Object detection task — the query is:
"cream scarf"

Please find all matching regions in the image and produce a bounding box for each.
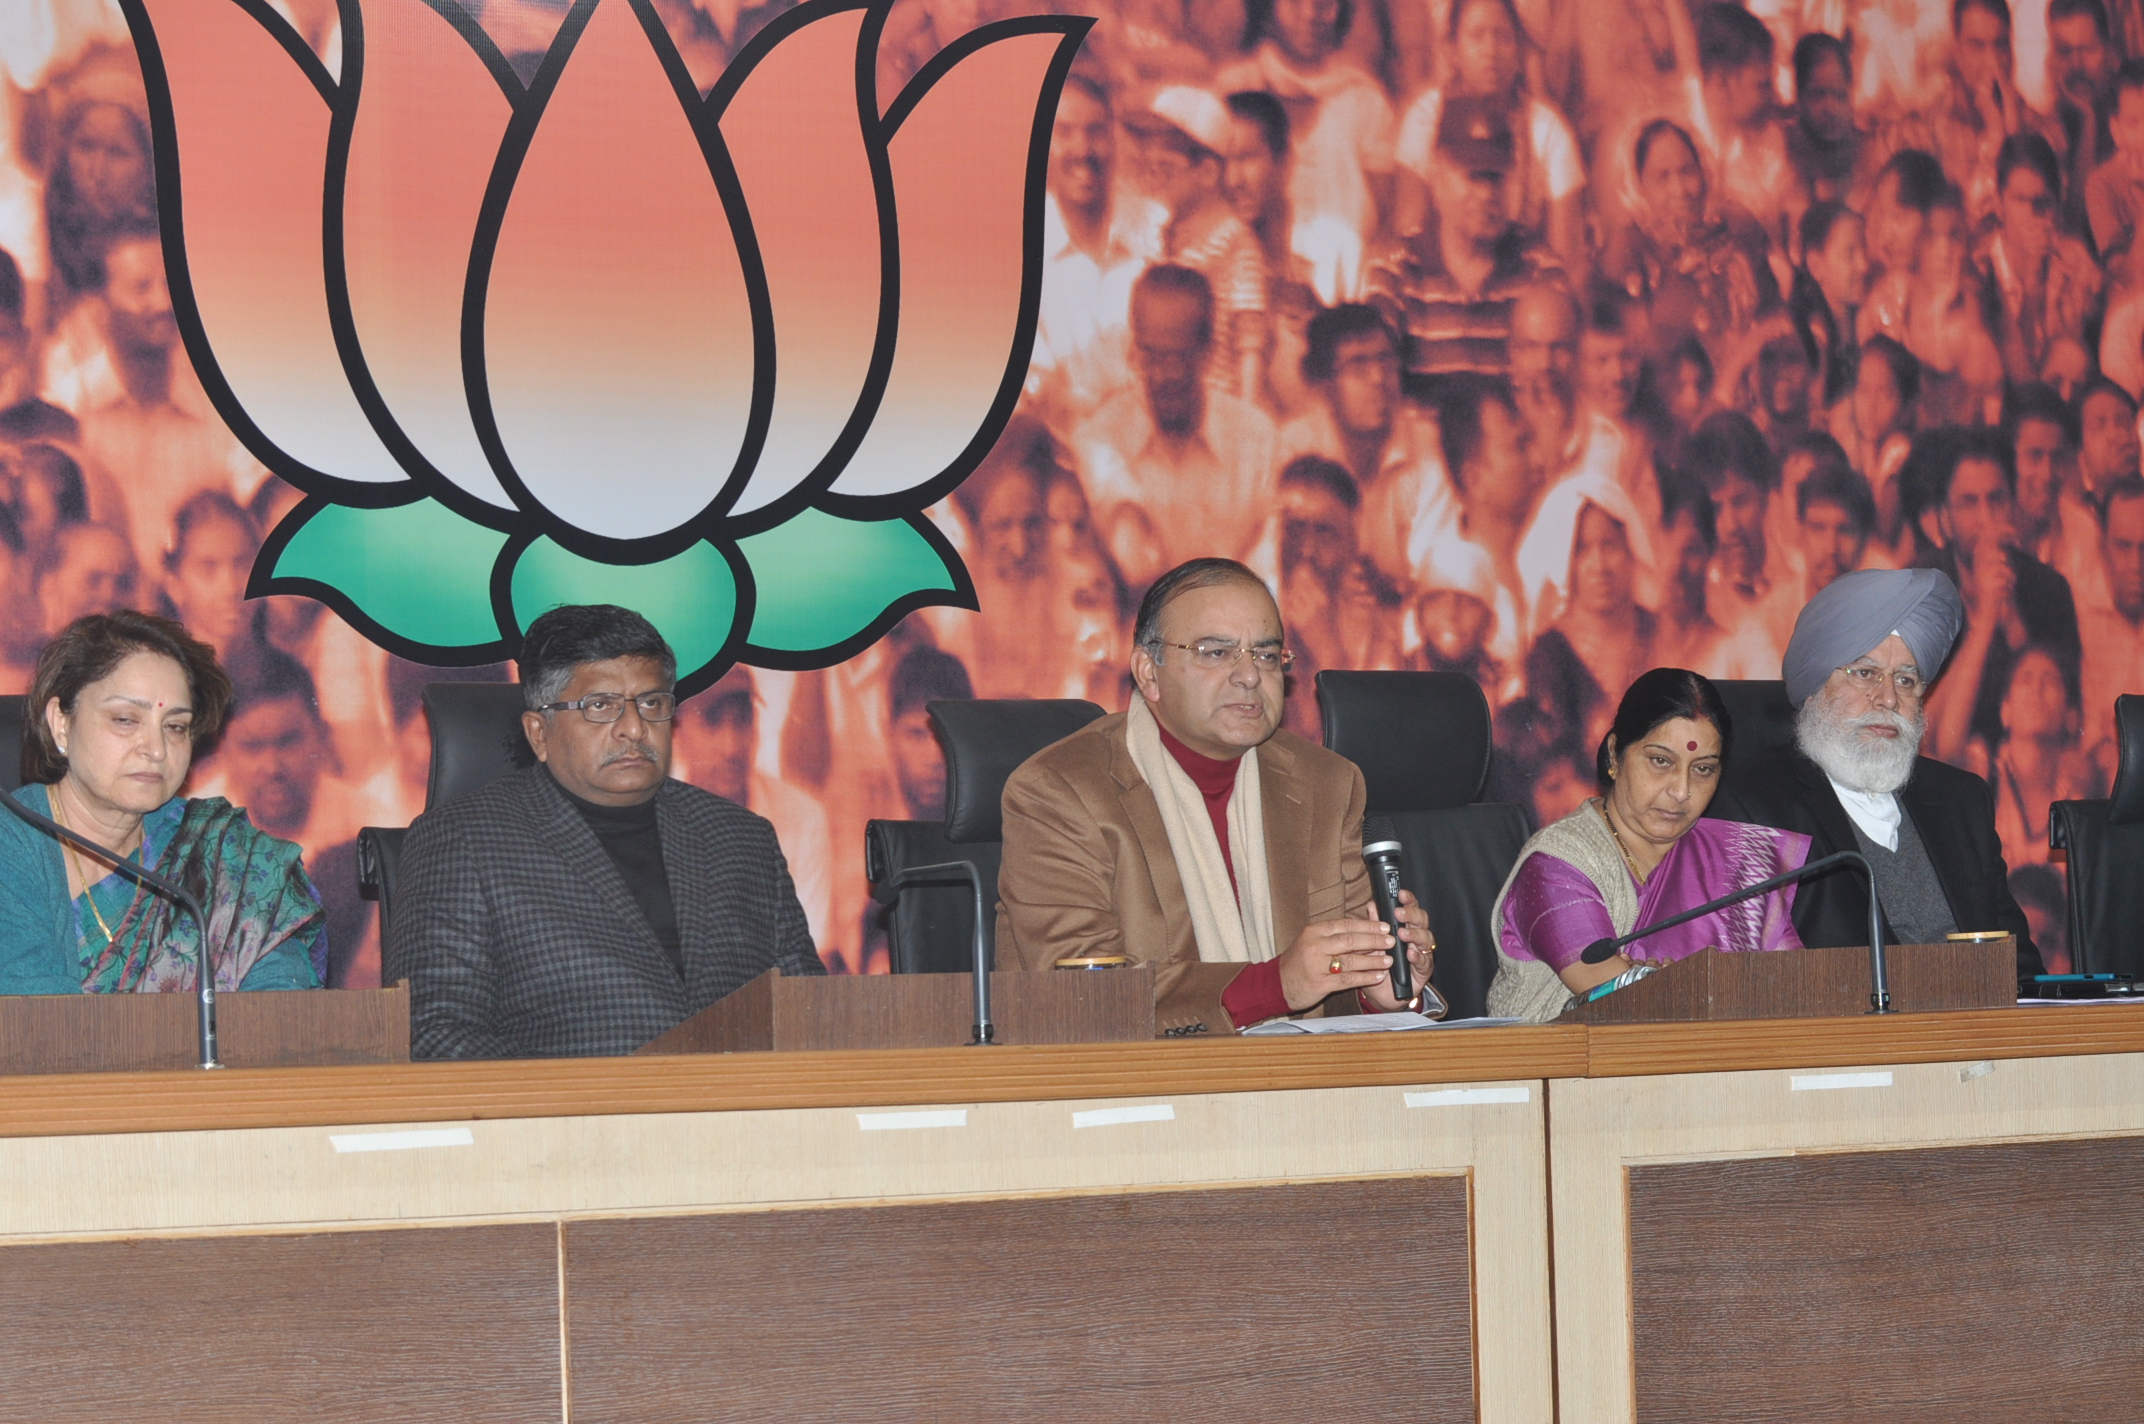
[1124,697,1278,964]
[1485,800,1640,1023]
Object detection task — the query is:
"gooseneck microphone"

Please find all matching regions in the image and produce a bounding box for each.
[874,858,997,1045]
[0,789,222,1066]
[1577,849,1892,1014]
[1362,815,1411,1002]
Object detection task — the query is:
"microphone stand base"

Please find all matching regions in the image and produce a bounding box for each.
[967,1024,999,1046]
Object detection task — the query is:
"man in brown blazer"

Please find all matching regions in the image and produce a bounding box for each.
[997,558,1434,1035]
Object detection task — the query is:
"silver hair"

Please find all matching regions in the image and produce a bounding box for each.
[516,604,675,711]
[524,662,581,711]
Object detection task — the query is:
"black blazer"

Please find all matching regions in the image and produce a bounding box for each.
[391,767,822,1059]
[1707,745,2043,979]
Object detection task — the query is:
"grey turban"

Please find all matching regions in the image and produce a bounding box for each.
[1781,568,1964,706]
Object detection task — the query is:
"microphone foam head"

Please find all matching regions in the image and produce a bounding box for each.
[1362,814,1403,856]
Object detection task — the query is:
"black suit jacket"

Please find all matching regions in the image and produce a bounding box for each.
[1708,745,2043,979]
[391,767,822,1059]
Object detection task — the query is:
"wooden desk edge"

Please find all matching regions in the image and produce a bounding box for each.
[3,1005,2136,1141]
[1580,1005,2144,1078]
[0,1026,1587,1140]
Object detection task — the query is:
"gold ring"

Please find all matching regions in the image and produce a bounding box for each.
[1328,957,1342,974]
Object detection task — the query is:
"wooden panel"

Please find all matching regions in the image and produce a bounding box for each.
[0,987,409,1074]
[0,1025,1586,1139]
[0,1223,559,1422]
[564,1179,1475,1423]
[637,965,1155,1053]
[1628,1139,2144,1420]
[1585,1002,2144,1078]
[1547,1050,2144,1423]
[221,986,412,1066]
[1561,941,2014,1024]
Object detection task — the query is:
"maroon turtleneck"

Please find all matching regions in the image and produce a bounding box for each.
[1156,720,1240,893]
[1154,720,1290,1029]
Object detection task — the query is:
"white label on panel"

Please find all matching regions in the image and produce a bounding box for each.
[1404,1086,1532,1108]
[856,1109,968,1131]
[1072,1103,1175,1128]
[330,1127,475,1153]
[1960,1060,1996,1082]
[1789,1071,1894,1092]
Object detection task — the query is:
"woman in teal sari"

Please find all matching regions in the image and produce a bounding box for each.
[0,611,321,994]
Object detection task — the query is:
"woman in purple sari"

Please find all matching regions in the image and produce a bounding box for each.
[1487,667,1808,1021]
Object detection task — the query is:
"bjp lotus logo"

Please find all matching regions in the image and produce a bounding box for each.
[122,0,1088,687]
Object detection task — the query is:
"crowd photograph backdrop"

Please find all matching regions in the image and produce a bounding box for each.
[1,0,2138,978]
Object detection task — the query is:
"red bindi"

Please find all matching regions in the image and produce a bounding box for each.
[1687,740,1698,751]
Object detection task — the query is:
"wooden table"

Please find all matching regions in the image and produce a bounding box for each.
[2,1006,2139,1422]
[0,1028,1575,1424]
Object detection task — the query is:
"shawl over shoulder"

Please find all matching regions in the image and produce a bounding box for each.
[0,784,321,995]
[1485,802,1637,1024]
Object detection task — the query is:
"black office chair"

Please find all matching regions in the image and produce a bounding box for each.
[2049,695,2144,976]
[0,694,22,794]
[363,682,533,984]
[418,682,532,809]
[1317,670,1530,1020]
[867,698,1105,974]
[1712,680,1798,791]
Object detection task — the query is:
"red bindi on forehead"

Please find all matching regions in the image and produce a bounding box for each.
[1687,740,1698,751]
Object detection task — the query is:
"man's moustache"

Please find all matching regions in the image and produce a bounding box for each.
[600,746,658,765]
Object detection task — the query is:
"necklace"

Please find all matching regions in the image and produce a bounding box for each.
[1595,799,1649,887]
[49,789,139,947]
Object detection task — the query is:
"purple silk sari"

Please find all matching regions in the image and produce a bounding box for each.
[1500,815,1811,972]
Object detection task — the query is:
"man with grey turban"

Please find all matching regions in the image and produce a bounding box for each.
[1708,569,2044,978]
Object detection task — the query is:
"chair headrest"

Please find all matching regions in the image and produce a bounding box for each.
[2112,694,2144,825]
[1710,679,1798,762]
[1315,670,1489,812]
[422,683,532,810]
[0,694,22,794]
[930,698,1106,843]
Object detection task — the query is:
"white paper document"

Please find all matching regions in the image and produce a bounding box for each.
[1242,1013,1522,1035]
[2015,997,2144,1007]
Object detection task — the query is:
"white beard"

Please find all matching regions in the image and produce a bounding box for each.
[1795,695,1922,794]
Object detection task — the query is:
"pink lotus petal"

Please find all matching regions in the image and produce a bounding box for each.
[344,0,517,510]
[715,3,882,517]
[136,0,407,484]
[481,0,757,542]
[830,26,1067,499]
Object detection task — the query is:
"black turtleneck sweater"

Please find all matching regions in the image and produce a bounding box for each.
[552,772,683,978]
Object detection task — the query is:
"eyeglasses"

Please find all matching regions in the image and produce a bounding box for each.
[1837,664,1922,700]
[537,692,678,723]
[1151,639,1295,673]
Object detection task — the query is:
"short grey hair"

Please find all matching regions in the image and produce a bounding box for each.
[516,604,675,710]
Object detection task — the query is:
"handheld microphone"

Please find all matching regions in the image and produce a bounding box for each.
[1362,815,1411,1003]
[1577,849,1891,1014]
[0,788,221,1067]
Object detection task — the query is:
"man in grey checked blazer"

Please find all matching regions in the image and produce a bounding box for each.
[391,605,823,1059]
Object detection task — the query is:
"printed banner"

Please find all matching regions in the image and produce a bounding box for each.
[0,0,2133,978]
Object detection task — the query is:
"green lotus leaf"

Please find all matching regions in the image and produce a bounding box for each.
[739,510,958,652]
[267,498,509,651]
[509,536,738,677]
